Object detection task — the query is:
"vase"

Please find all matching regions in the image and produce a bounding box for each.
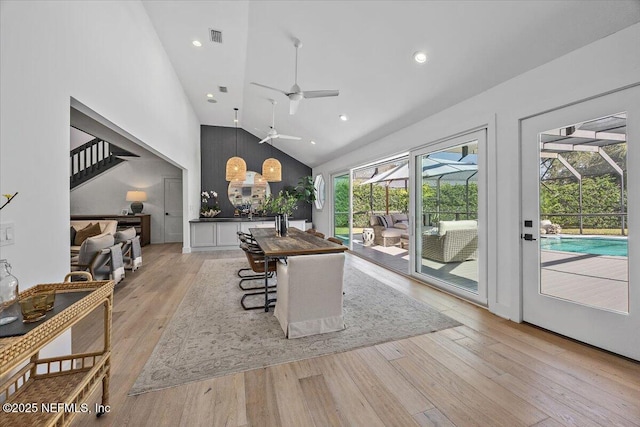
[275,213,289,237]
[0,259,19,325]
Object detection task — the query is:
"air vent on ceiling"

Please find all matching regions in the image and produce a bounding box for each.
[210,29,223,43]
[218,86,228,93]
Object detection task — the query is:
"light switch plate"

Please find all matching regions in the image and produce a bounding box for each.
[0,222,15,246]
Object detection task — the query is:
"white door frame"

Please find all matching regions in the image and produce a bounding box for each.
[521,85,640,360]
[330,171,351,249]
[409,129,488,305]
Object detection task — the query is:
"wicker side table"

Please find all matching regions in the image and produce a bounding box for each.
[0,280,114,427]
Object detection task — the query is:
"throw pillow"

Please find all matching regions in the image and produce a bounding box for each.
[70,226,77,246]
[74,222,102,246]
[392,213,408,223]
[383,214,394,229]
[378,215,391,228]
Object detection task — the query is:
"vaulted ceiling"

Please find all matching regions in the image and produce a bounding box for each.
[141,1,640,167]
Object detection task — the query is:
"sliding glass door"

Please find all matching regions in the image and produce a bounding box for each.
[333,173,350,246]
[411,130,487,304]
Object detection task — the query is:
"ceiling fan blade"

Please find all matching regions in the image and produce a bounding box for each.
[303,90,339,99]
[289,99,300,115]
[251,82,288,96]
[258,136,272,144]
[277,134,302,140]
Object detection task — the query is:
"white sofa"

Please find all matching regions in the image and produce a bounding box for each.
[370,213,409,246]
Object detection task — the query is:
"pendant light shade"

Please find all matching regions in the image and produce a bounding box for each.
[226,156,247,181]
[226,108,247,182]
[262,158,282,182]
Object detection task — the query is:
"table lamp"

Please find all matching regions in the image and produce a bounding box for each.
[126,190,147,214]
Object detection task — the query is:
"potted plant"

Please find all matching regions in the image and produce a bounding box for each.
[200,190,220,217]
[294,175,316,205]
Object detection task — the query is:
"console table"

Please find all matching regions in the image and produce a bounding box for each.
[0,280,114,426]
[71,214,151,246]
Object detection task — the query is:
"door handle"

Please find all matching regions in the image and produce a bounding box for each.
[521,233,536,241]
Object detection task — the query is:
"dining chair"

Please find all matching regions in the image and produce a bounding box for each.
[237,232,275,290]
[239,243,279,310]
[274,253,346,338]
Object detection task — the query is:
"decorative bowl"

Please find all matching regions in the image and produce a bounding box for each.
[201,209,221,218]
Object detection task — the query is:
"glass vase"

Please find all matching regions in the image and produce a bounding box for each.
[0,259,19,325]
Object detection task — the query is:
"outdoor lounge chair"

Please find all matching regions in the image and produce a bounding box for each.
[422,220,478,263]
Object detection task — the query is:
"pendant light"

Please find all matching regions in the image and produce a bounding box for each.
[262,139,282,182]
[225,108,247,182]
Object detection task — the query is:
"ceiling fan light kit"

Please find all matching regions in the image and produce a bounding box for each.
[225,108,247,182]
[251,38,339,115]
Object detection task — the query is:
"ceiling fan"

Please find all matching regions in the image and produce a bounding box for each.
[258,99,301,144]
[251,38,339,115]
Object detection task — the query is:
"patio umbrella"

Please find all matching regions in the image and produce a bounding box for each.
[421,157,478,221]
[361,163,409,214]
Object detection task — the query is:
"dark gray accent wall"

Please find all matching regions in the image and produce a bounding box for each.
[201,125,312,220]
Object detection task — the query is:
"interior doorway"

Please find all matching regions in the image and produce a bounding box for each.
[164,177,183,243]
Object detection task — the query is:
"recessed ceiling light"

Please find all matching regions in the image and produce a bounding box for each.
[192,40,202,47]
[206,93,214,98]
[413,51,428,64]
[207,99,217,103]
[339,114,348,121]
[310,140,316,145]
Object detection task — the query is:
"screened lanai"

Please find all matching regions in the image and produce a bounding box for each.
[537,112,629,313]
[539,112,627,235]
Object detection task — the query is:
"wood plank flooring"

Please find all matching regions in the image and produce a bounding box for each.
[70,244,640,427]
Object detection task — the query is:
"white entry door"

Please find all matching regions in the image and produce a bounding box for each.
[521,86,640,360]
[164,177,183,243]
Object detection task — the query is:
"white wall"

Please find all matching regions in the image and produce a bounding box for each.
[0,1,200,354]
[70,158,182,244]
[313,23,640,321]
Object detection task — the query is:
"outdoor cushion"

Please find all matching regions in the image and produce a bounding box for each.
[392,213,408,222]
[394,221,408,230]
[438,220,477,236]
[379,214,394,228]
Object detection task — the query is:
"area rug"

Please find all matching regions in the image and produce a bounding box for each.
[129,257,460,395]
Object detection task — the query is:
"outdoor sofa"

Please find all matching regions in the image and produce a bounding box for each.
[422,220,478,263]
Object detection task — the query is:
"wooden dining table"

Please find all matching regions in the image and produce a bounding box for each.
[249,227,348,312]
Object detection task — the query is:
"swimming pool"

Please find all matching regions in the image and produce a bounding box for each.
[540,236,628,257]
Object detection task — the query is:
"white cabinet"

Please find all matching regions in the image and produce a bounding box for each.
[191,222,216,247]
[216,222,240,246]
[190,219,309,251]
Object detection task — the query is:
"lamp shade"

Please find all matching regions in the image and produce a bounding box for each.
[262,158,282,182]
[126,191,147,202]
[226,156,247,181]
[126,190,147,214]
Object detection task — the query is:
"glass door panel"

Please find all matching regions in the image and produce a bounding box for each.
[333,173,350,245]
[412,130,486,304]
[539,113,628,313]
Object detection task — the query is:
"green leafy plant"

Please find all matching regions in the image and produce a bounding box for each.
[294,175,316,204]
[262,191,299,216]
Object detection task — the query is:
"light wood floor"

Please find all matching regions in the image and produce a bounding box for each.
[71,244,640,427]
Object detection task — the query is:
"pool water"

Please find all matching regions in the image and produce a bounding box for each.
[540,236,628,257]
